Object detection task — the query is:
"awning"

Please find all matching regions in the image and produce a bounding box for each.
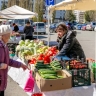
[49,0,96,11]
[0,5,37,19]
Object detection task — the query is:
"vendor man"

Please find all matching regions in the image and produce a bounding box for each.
[55,24,86,61]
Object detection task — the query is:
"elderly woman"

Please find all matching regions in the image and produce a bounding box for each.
[0,25,28,96]
[55,24,86,60]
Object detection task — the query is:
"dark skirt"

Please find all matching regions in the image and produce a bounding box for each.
[0,91,4,96]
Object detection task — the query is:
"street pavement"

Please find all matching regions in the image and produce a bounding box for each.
[5,30,96,96]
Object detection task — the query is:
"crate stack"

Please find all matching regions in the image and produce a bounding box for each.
[61,57,91,87]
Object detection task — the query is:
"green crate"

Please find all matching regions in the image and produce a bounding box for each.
[91,62,96,80]
[69,69,91,87]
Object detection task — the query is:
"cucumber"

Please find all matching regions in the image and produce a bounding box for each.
[38,69,53,71]
[52,64,61,67]
[40,72,57,76]
[40,71,56,74]
[57,76,64,78]
[42,75,58,79]
[52,66,62,71]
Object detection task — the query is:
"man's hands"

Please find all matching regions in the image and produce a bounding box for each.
[0,63,7,69]
[21,64,28,71]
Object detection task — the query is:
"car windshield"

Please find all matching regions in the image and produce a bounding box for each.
[36,23,44,26]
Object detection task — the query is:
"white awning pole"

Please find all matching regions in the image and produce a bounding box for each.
[36,16,38,39]
[47,7,50,46]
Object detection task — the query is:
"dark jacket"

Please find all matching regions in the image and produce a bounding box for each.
[56,31,86,60]
[24,26,34,37]
[13,25,19,32]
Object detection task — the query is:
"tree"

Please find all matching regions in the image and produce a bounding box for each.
[8,0,11,7]
[85,10,96,22]
[34,0,44,22]
[1,1,7,10]
[8,0,33,11]
[84,11,91,22]
[64,10,76,22]
[52,11,56,23]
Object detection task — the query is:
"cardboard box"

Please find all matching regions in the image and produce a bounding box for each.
[35,70,72,92]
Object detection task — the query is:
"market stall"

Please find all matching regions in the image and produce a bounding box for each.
[0,5,37,19]
[7,0,96,95]
[8,39,96,96]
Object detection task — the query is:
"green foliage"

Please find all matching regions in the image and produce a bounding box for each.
[65,10,76,22]
[35,0,44,22]
[1,3,7,10]
[52,11,56,23]
[84,11,91,22]
[85,10,96,22]
[32,17,37,22]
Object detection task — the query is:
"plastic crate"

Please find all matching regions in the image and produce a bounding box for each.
[69,61,89,70]
[69,69,91,87]
[61,59,89,70]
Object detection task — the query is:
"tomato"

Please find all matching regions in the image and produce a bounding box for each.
[38,56,43,61]
[43,56,50,63]
[39,54,44,57]
[44,60,49,64]
[50,47,56,51]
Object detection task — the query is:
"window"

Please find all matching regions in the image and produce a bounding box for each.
[25,19,29,24]
[36,23,45,26]
[18,19,24,26]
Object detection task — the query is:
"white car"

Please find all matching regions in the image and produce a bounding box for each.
[32,22,46,34]
[86,22,96,31]
[94,26,96,31]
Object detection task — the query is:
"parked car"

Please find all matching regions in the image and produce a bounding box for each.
[50,23,57,33]
[86,22,96,31]
[94,26,96,31]
[81,24,87,31]
[75,24,83,30]
[32,22,46,34]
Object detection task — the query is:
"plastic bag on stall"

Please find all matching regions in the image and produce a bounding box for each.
[24,70,34,93]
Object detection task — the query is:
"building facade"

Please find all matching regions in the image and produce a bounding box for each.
[73,10,85,23]
[43,0,65,23]
[0,0,8,10]
[55,0,65,21]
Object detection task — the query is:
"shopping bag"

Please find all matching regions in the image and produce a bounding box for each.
[24,70,34,93]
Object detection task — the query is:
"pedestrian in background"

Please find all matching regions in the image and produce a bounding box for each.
[0,25,28,96]
[13,23,19,32]
[24,21,34,40]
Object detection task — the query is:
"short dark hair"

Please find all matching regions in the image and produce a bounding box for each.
[26,21,30,24]
[56,24,68,32]
[13,23,15,26]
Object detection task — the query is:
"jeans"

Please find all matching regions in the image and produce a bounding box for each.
[0,91,4,96]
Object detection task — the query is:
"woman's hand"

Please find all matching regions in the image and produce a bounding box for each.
[21,64,28,71]
[0,63,7,69]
